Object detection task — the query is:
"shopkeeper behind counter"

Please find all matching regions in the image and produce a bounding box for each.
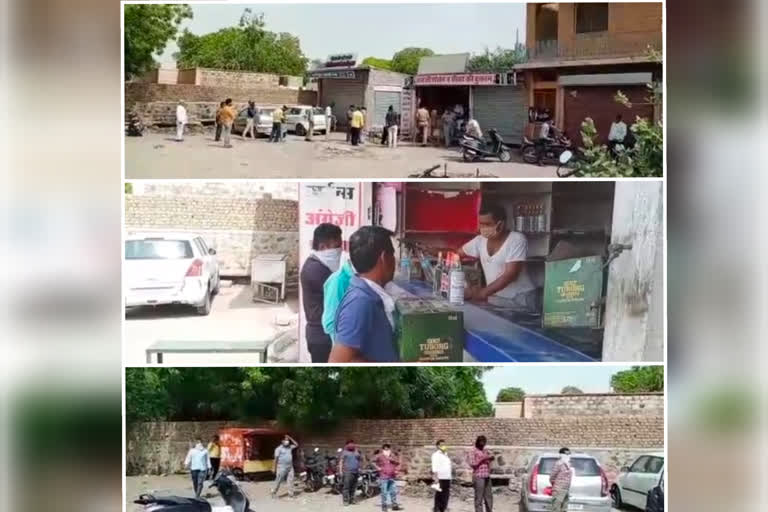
[457,204,542,314]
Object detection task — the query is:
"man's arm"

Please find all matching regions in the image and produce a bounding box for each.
[549,462,560,485]
[474,262,524,301]
[287,435,298,448]
[328,344,367,363]
[184,449,192,468]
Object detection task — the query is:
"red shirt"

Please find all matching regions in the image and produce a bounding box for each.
[375,453,400,479]
[468,448,492,478]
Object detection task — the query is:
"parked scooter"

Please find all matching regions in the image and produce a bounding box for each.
[300,447,325,492]
[521,129,572,165]
[459,129,512,162]
[359,467,381,499]
[133,471,250,512]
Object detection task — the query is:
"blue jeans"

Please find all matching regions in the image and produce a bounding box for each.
[380,478,398,507]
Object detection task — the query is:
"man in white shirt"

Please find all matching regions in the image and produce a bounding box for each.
[608,114,627,153]
[431,439,452,512]
[458,204,541,314]
[175,100,188,142]
[465,118,482,139]
[184,438,210,498]
[325,103,334,141]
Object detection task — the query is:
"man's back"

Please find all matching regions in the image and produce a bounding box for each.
[301,256,332,328]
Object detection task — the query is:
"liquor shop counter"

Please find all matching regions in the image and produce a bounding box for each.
[390,279,602,362]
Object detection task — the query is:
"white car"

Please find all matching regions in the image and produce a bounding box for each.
[124,233,220,315]
[233,106,275,137]
[611,452,665,510]
[284,106,327,136]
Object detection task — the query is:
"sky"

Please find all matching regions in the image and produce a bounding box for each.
[481,365,634,402]
[158,3,526,66]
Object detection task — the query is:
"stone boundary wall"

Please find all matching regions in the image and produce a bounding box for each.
[127,417,663,483]
[522,393,664,418]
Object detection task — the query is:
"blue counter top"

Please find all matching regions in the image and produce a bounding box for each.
[392,280,599,362]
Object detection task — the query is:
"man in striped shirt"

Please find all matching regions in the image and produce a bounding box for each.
[549,448,574,512]
[468,435,495,512]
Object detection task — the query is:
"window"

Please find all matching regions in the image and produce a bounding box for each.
[538,457,601,476]
[575,3,608,34]
[193,237,208,256]
[125,239,193,260]
[628,456,650,474]
[646,457,664,474]
[289,108,303,115]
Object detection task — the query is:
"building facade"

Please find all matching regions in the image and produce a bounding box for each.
[520,2,663,142]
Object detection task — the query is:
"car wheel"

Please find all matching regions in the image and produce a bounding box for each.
[196,288,212,316]
[212,273,220,295]
[295,123,306,136]
[611,485,623,509]
[499,149,512,162]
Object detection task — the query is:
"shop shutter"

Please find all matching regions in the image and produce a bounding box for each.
[564,85,654,144]
[472,86,527,145]
[321,80,365,128]
[373,90,402,129]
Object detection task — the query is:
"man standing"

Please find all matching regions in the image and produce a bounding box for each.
[219,98,236,148]
[608,113,627,153]
[305,107,315,141]
[207,434,221,480]
[175,100,188,142]
[458,204,540,314]
[441,109,455,147]
[270,106,284,142]
[549,448,574,512]
[468,435,495,512]
[350,106,364,146]
[535,112,553,165]
[431,440,452,512]
[374,444,403,511]
[346,105,355,142]
[325,103,334,140]
[272,434,298,498]
[328,226,399,363]
[383,106,399,149]
[359,107,368,144]
[214,101,225,141]
[416,105,430,146]
[184,438,210,498]
[339,440,363,506]
[300,223,342,363]
[243,101,256,139]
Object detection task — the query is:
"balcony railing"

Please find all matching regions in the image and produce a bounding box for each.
[528,33,662,62]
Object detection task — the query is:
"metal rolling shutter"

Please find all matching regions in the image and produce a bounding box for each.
[472,86,527,145]
[373,90,402,129]
[322,80,365,128]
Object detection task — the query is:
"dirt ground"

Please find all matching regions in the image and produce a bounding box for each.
[126,475,623,512]
[124,131,559,179]
[124,283,298,365]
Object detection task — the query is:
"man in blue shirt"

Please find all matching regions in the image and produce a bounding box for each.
[339,440,363,506]
[328,226,399,363]
[184,438,211,498]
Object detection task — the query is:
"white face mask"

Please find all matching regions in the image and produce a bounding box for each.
[314,248,342,272]
[561,454,570,464]
[383,450,391,457]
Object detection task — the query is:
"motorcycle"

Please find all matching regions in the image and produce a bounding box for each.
[520,130,572,165]
[359,467,380,499]
[323,451,342,493]
[133,470,250,512]
[300,447,325,492]
[126,111,145,136]
[459,129,513,163]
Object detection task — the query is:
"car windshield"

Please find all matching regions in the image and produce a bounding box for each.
[313,108,324,115]
[538,457,601,477]
[258,108,274,115]
[125,239,193,260]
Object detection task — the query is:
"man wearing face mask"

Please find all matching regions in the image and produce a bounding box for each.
[468,435,495,512]
[431,439,452,512]
[549,448,574,512]
[374,443,403,511]
[272,435,298,499]
[329,226,400,363]
[339,440,363,506]
[300,223,343,363]
[458,203,540,314]
[184,438,210,498]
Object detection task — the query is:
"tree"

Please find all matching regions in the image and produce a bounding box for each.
[611,366,664,393]
[496,387,525,402]
[391,47,435,75]
[362,57,393,70]
[175,9,308,76]
[124,4,192,79]
[467,46,527,72]
[561,386,584,394]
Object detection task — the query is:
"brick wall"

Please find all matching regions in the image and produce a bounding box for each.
[523,393,664,418]
[127,416,663,482]
[124,195,298,277]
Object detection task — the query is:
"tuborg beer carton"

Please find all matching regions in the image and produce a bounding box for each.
[394,297,464,362]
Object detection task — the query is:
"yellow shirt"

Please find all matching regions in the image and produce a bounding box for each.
[350,110,364,129]
[208,442,221,458]
[273,108,284,123]
[219,106,236,126]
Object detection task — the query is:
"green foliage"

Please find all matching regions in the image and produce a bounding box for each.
[362,57,393,70]
[175,9,308,76]
[611,366,664,393]
[391,47,435,75]
[126,368,494,429]
[496,387,525,402]
[124,4,192,79]
[467,46,527,72]
[560,386,584,394]
[125,182,133,194]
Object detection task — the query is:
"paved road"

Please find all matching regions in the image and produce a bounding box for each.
[125,131,559,179]
[126,476,623,512]
[124,284,298,365]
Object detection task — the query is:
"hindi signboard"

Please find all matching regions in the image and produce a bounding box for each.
[414,73,497,86]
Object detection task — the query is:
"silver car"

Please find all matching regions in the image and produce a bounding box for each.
[284,106,327,136]
[232,106,275,137]
[521,453,611,512]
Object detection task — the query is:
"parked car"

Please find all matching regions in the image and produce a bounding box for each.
[521,453,611,512]
[232,106,275,137]
[124,233,220,315]
[284,106,327,136]
[611,453,665,510]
